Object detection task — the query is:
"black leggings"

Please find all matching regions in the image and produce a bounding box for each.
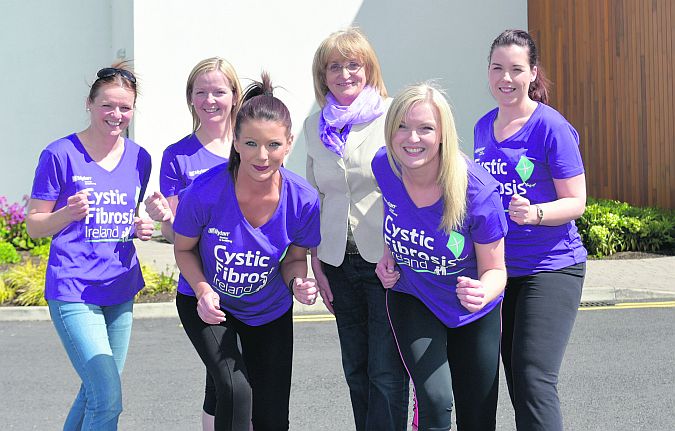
[387,290,501,431]
[176,293,293,431]
[501,263,585,431]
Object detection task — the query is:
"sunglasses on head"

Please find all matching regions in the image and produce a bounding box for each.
[96,67,136,84]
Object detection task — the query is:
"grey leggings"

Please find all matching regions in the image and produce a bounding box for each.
[501,263,585,431]
[387,290,501,431]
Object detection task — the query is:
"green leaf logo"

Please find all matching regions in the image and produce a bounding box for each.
[446,231,465,259]
[515,156,535,183]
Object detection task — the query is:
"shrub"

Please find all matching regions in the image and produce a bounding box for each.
[137,264,177,299]
[0,278,16,303]
[0,196,50,251]
[0,257,176,306]
[577,198,675,257]
[0,242,21,264]
[29,239,51,259]
[1,258,48,306]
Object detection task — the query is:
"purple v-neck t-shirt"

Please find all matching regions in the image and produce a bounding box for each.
[473,103,587,276]
[173,162,321,326]
[159,134,228,198]
[160,134,229,296]
[31,133,151,305]
[372,147,507,328]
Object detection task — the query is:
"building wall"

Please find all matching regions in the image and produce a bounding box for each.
[3,0,526,202]
[1,0,134,203]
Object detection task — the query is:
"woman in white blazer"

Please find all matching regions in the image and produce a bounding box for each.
[303,28,409,431]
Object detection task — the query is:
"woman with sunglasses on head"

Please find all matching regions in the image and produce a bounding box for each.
[373,83,507,431]
[474,30,587,431]
[303,27,409,430]
[173,73,321,431]
[26,65,153,430]
[143,56,242,431]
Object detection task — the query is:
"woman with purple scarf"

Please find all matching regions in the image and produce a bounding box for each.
[303,28,409,430]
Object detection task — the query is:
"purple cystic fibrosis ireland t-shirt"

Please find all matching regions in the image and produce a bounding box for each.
[371,147,507,328]
[173,162,321,326]
[159,134,228,198]
[31,133,151,305]
[473,103,587,276]
[160,134,229,294]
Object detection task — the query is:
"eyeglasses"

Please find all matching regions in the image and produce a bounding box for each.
[326,61,363,75]
[96,67,136,84]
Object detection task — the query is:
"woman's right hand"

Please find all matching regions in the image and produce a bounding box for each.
[375,248,399,289]
[311,256,334,314]
[66,188,91,221]
[196,288,226,324]
[144,191,173,222]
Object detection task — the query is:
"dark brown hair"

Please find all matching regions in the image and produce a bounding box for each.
[489,30,551,104]
[228,72,292,175]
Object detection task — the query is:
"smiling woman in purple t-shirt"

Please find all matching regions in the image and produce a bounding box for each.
[171,73,321,431]
[374,83,508,431]
[143,56,243,431]
[473,30,587,431]
[26,65,153,430]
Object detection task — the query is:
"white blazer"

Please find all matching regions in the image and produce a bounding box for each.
[303,99,391,266]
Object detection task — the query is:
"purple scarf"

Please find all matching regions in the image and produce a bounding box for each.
[319,86,385,157]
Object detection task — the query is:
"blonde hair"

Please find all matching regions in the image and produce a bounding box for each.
[311,27,387,106]
[185,57,243,133]
[384,83,468,233]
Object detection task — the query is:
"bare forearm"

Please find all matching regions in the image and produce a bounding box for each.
[174,249,212,299]
[538,196,586,226]
[478,268,507,303]
[281,256,309,286]
[160,219,176,243]
[26,208,73,238]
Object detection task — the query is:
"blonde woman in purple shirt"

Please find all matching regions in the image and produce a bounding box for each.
[26,66,153,430]
[474,30,587,431]
[145,57,242,242]
[374,83,507,430]
[144,57,242,431]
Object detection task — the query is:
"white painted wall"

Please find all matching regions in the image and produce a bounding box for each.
[0,0,133,203]
[133,0,526,196]
[2,0,526,202]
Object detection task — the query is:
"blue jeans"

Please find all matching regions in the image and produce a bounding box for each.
[48,299,134,431]
[323,254,409,431]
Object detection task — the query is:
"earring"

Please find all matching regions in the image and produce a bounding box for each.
[86,107,91,112]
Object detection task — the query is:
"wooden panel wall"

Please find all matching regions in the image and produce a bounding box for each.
[528,0,674,209]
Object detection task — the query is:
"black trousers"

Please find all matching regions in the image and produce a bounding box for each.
[387,290,501,431]
[501,263,585,431]
[176,293,293,431]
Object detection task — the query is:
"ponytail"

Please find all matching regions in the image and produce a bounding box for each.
[529,64,551,104]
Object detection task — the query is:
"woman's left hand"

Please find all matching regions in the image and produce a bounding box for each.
[456,276,487,313]
[508,194,537,225]
[134,216,154,241]
[292,277,319,305]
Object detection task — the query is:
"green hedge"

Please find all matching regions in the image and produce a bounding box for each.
[577,198,675,257]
